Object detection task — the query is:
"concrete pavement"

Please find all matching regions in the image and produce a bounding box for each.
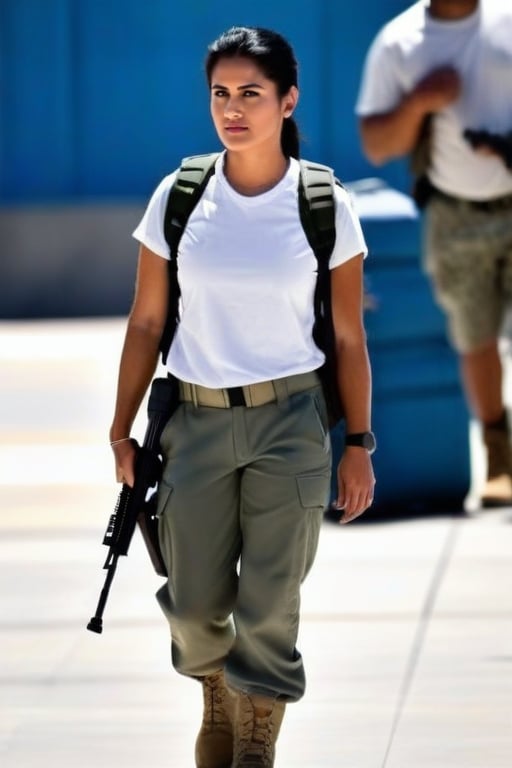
[1,318,511,768]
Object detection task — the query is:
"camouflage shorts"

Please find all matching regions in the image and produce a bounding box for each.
[423,195,512,352]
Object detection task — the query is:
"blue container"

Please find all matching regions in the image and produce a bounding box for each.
[330,180,471,516]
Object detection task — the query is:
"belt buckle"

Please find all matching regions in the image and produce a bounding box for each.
[226,386,246,407]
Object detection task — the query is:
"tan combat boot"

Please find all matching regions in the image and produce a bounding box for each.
[195,670,234,768]
[232,692,286,767]
[481,419,512,508]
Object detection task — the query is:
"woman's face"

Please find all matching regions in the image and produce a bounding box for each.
[209,56,297,155]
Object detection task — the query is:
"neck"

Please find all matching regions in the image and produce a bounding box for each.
[428,0,478,21]
[223,150,289,196]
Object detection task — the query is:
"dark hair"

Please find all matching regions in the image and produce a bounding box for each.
[205,26,300,159]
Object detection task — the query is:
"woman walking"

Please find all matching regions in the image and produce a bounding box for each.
[109,26,375,768]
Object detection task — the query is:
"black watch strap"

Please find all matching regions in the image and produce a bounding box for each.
[345,431,376,454]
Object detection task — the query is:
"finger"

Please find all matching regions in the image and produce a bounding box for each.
[116,471,135,487]
[335,489,346,511]
[340,507,365,524]
[124,469,135,488]
[340,495,373,524]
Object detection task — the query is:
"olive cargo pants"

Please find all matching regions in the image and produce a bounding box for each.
[155,378,331,702]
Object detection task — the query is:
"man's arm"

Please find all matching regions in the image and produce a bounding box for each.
[359,66,461,165]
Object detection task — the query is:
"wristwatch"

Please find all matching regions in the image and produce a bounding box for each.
[345,431,376,454]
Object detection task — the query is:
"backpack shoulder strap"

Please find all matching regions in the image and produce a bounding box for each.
[298,159,344,426]
[160,152,219,364]
[163,152,220,255]
[298,159,339,269]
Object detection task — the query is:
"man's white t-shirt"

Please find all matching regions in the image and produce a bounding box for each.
[133,154,367,388]
[356,0,512,200]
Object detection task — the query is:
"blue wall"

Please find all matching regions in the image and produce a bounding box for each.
[0,1,472,510]
[0,0,410,204]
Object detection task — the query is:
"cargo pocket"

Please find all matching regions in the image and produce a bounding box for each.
[155,481,175,581]
[295,473,329,579]
[296,472,330,511]
[156,480,174,520]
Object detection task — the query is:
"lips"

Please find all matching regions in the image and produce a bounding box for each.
[225,126,248,133]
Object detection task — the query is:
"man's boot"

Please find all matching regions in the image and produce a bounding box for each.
[195,670,234,768]
[481,414,512,508]
[231,692,286,767]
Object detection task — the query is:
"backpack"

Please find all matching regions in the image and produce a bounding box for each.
[160,152,343,427]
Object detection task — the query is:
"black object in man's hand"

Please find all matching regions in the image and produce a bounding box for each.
[464,128,512,169]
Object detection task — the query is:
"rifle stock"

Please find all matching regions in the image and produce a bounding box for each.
[87,377,179,634]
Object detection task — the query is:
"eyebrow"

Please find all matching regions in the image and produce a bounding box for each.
[211,82,264,90]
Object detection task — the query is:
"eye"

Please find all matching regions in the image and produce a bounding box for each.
[243,89,259,97]
[212,88,228,98]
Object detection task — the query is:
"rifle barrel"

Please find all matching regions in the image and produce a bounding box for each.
[87,551,119,634]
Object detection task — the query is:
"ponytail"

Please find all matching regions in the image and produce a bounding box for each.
[281,116,300,159]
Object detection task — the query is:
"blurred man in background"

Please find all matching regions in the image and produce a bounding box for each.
[356,0,512,508]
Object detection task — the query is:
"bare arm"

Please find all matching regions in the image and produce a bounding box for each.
[359,66,461,165]
[109,245,170,485]
[331,254,375,522]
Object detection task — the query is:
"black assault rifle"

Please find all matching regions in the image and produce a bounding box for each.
[87,376,179,634]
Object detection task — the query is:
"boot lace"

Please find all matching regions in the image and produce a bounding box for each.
[203,672,232,732]
[237,698,274,765]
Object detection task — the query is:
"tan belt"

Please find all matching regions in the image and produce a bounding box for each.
[178,371,320,408]
[432,185,512,213]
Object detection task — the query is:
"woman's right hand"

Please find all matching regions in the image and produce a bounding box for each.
[111,439,137,487]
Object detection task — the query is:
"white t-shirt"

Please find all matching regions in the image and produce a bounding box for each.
[356,0,512,200]
[133,153,367,388]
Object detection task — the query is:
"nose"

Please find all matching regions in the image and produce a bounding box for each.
[224,97,242,119]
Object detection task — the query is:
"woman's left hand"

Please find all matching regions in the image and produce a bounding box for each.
[334,448,375,523]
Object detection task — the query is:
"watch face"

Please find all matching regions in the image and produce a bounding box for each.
[346,431,376,454]
[362,432,376,454]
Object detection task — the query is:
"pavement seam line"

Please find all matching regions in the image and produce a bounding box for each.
[380,516,461,768]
